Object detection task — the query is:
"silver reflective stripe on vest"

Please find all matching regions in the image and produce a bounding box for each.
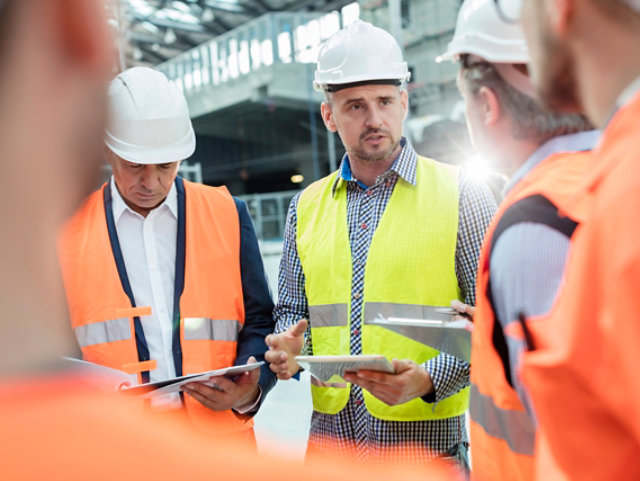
[470,383,535,456]
[183,318,240,341]
[75,317,132,348]
[363,302,452,324]
[309,304,348,327]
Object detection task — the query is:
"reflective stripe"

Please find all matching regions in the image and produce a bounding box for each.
[470,383,535,456]
[183,318,240,341]
[309,304,348,327]
[363,302,453,324]
[75,318,132,348]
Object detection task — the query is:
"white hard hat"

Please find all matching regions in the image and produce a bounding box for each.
[105,67,196,164]
[313,19,410,92]
[436,0,530,64]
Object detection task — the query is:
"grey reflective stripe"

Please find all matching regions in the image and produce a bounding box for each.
[183,318,240,341]
[363,302,453,324]
[74,318,132,348]
[309,304,348,327]
[470,383,535,456]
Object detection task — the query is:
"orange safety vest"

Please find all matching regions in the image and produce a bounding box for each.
[470,148,592,481]
[521,91,640,480]
[0,373,456,481]
[58,177,251,435]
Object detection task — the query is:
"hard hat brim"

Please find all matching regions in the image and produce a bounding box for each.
[105,126,196,165]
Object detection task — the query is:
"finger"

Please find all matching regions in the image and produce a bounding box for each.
[288,319,308,338]
[450,299,468,313]
[183,388,226,411]
[390,358,413,373]
[265,333,282,349]
[353,369,394,383]
[264,349,287,363]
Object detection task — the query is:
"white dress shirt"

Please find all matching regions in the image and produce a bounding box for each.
[110,177,181,408]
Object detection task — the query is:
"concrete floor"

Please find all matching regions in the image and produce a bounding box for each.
[253,372,313,459]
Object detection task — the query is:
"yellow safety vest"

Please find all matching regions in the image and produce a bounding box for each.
[297,156,468,421]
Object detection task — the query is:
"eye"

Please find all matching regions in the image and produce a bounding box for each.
[349,103,362,111]
[381,98,392,106]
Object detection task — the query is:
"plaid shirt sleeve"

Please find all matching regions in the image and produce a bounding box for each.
[272,192,313,352]
[424,169,497,403]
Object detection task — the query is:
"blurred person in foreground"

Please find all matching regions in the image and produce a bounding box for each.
[492,0,640,479]
[0,0,459,480]
[57,64,276,441]
[266,19,496,468]
[438,0,596,479]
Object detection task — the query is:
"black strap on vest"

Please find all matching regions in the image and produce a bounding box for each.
[172,177,186,378]
[486,194,579,387]
[104,177,187,383]
[104,182,151,383]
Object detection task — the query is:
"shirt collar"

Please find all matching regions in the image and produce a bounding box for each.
[110,176,178,221]
[503,130,601,195]
[331,138,417,196]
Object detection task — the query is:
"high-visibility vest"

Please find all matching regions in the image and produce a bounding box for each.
[1,374,456,481]
[470,149,592,481]
[297,156,467,421]
[521,91,640,481]
[58,177,251,434]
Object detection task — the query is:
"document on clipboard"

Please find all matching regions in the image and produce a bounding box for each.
[295,355,395,383]
[120,362,264,399]
[370,312,473,362]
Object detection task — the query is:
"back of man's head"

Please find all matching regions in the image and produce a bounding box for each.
[443,0,592,145]
[459,58,592,144]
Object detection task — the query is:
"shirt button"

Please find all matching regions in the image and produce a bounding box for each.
[366,190,373,196]
[355,399,363,406]
[352,329,359,336]
[361,223,367,230]
[354,293,361,299]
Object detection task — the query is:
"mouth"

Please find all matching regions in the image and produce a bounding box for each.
[364,133,387,143]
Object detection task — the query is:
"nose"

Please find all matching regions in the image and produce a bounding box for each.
[140,166,159,191]
[365,105,383,129]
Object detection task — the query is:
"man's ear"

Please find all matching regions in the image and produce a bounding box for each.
[477,86,501,127]
[321,102,338,132]
[400,89,409,120]
[48,0,112,76]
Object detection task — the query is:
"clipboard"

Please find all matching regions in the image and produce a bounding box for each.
[120,361,264,398]
[371,316,473,362]
[295,355,395,383]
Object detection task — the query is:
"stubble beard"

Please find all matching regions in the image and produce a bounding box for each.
[349,127,400,164]
[529,7,583,113]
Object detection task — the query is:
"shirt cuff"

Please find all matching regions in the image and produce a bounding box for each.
[421,354,470,404]
[232,385,262,414]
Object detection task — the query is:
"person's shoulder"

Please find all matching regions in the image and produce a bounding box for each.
[458,169,498,209]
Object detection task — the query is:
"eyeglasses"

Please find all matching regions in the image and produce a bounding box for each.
[493,0,523,23]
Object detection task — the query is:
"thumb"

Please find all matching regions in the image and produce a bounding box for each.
[450,299,468,313]
[288,319,308,338]
[391,358,412,374]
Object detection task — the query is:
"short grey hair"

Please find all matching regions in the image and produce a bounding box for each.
[460,59,593,144]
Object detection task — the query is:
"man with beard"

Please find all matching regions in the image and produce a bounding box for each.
[439,0,596,479]
[0,1,459,480]
[493,0,640,479]
[265,19,496,467]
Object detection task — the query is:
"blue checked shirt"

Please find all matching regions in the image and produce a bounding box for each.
[274,139,496,461]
